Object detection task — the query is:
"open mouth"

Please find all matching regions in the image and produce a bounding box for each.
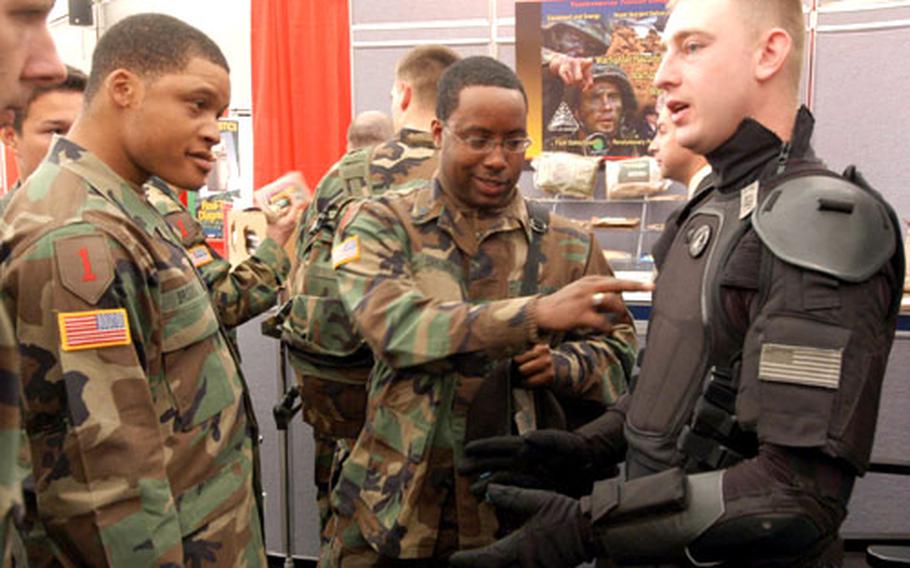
[666,100,690,123]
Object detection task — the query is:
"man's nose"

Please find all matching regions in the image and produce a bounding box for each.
[21,29,67,89]
[654,51,677,90]
[482,144,508,170]
[201,118,221,146]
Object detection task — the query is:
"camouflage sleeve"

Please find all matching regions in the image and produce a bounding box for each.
[334,201,540,369]
[5,225,184,565]
[202,236,290,328]
[549,233,638,406]
[0,293,23,567]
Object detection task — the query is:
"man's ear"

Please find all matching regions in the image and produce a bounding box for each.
[398,82,413,113]
[105,68,142,109]
[0,125,18,151]
[754,28,792,83]
[431,117,443,149]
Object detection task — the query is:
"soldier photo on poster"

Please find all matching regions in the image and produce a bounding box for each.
[539,1,667,158]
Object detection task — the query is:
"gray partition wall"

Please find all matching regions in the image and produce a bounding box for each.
[246,1,910,559]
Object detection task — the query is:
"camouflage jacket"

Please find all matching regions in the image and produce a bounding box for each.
[0,296,22,567]
[0,180,20,217]
[145,177,290,328]
[275,128,438,439]
[331,180,637,558]
[0,137,265,566]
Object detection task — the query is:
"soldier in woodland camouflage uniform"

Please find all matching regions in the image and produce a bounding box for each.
[145,176,301,328]
[0,0,66,564]
[268,45,459,545]
[0,14,265,566]
[322,57,648,566]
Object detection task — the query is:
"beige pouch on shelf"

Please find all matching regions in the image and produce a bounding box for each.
[531,152,601,199]
[606,157,665,199]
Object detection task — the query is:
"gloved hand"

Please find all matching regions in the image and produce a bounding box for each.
[459,429,606,498]
[448,484,595,568]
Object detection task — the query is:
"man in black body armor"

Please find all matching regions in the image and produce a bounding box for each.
[451,0,905,566]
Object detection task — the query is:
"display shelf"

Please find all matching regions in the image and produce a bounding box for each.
[519,160,688,271]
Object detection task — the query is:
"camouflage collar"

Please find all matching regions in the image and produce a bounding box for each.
[144,176,185,216]
[397,128,436,149]
[50,136,176,239]
[411,179,534,246]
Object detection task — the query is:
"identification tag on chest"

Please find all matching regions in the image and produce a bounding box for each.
[740,181,759,220]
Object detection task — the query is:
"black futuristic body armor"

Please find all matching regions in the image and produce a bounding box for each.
[578,108,904,566]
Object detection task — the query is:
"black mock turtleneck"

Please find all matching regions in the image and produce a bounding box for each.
[705,105,818,194]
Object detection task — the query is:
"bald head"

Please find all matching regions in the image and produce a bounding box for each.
[347,110,394,151]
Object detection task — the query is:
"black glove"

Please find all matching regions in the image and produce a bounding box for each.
[459,429,605,498]
[448,484,595,568]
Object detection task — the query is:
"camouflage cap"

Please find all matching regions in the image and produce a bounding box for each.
[590,63,638,115]
[543,18,611,56]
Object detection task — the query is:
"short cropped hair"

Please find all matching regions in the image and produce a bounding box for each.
[667,0,805,93]
[395,45,460,107]
[12,65,87,133]
[436,56,528,123]
[347,111,394,150]
[84,13,229,101]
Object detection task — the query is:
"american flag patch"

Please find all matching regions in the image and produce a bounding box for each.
[187,244,215,268]
[58,308,132,352]
[758,343,843,390]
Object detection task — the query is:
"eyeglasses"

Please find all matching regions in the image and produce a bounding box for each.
[444,126,532,154]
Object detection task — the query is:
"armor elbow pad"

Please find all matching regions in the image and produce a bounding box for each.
[687,511,824,566]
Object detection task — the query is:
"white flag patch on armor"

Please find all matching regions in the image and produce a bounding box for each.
[758,343,843,389]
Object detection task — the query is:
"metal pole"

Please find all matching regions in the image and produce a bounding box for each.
[276,341,296,567]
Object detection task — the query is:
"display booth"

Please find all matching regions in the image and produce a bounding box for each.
[2,0,907,563]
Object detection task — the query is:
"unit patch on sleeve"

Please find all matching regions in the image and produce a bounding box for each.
[58,308,132,351]
[55,234,115,305]
[332,235,361,270]
[758,342,843,390]
[187,244,215,268]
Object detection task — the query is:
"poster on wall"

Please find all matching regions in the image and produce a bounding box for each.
[195,114,254,241]
[516,0,668,159]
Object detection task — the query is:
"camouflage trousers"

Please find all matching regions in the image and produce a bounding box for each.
[177,481,267,567]
[314,436,353,549]
[319,492,459,568]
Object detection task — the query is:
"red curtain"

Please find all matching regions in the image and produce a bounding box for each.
[2,147,18,194]
[251,0,352,189]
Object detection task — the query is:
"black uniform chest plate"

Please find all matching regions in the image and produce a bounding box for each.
[625,189,751,478]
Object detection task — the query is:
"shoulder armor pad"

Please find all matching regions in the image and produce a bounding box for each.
[752,174,898,282]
